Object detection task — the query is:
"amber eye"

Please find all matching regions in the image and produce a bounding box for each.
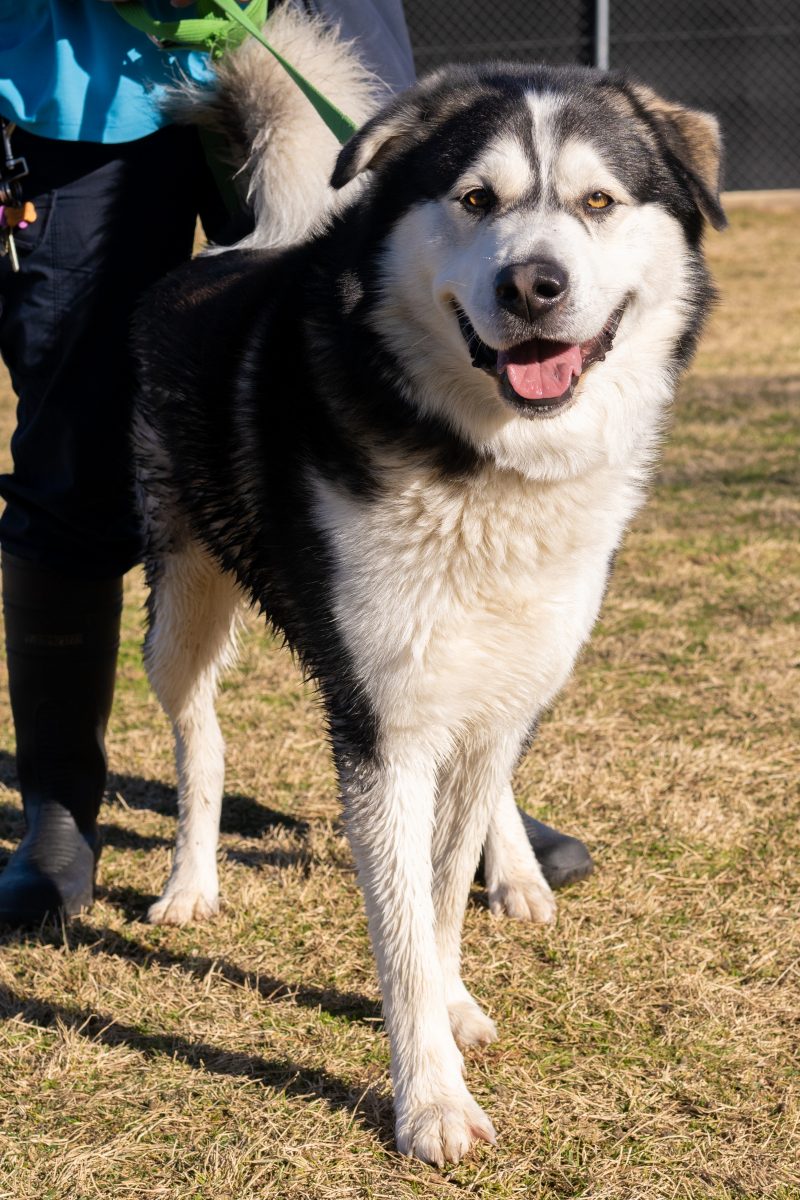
[586,191,614,211]
[461,187,492,212]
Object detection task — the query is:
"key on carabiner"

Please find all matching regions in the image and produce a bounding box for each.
[2,224,19,272]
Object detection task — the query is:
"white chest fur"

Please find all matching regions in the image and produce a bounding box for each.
[311,459,642,740]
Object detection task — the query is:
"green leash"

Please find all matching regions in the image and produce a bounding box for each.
[115,0,359,145]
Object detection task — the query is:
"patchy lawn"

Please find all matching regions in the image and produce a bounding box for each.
[0,194,798,1199]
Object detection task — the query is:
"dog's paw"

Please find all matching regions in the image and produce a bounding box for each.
[448,998,497,1050]
[396,1094,496,1166]
[487,872,556,924]
[147,887,219,926]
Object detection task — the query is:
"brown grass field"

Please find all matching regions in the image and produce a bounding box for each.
[0,194,798,1200]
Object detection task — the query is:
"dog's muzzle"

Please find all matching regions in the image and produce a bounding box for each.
[455,301,628,418]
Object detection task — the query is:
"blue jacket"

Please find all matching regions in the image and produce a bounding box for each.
[0,1,216,143]
[0,0,415,144]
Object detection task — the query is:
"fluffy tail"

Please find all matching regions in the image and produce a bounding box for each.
[171,6,382,249]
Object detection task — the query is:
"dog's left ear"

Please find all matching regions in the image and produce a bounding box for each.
[331,94,425,189]
[630,84,727,231]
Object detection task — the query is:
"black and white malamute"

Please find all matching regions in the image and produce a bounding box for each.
[132,7,725,1166]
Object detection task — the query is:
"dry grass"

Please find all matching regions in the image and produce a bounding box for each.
[0,196,798,1200]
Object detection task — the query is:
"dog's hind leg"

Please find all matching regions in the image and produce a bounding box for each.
[144,540,242,926]
[432,734,504,1052]
[483,785,556,922]
[432,727,554,1053]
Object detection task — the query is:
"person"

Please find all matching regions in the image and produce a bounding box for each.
[0,0,591,926]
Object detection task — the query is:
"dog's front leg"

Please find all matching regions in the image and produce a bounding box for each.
[341,742,496,1167]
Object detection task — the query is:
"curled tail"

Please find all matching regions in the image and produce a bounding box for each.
[170,7,382,249]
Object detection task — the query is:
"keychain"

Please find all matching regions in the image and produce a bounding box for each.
[0,121,37,273]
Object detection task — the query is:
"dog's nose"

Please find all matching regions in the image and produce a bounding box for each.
[494,259,569,321]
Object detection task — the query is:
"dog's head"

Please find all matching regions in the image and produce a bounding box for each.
[331,65,724,478]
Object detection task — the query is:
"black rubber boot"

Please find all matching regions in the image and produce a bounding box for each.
[476,811,594,892]
[517,810,594,890]
[0,552,122,926]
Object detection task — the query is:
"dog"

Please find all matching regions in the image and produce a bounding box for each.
[131,7,725,1166]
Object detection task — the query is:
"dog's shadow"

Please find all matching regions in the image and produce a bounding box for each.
[0,749,485,1141]
[0,830,389,1142]
[0,958,392,1140]
[74,916,380,1021]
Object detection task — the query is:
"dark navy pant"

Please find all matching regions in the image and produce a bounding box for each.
[0,125,240,578]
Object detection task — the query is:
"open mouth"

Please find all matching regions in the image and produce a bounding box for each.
[455,301,628,418]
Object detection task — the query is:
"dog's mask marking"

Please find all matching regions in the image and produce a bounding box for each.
[331,66,726,245]
[552,138,635,216]
[432,127,641,373]
[453,134,535,210]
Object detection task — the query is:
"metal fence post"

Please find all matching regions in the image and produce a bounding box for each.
[595,0,610,69]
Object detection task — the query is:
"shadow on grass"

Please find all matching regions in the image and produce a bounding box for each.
[0,752,307,838]
[93,884,161,919]
[1,749,309,854]
[0,980,393,1139]
[2,915,383,1026]
[0,802,313,880]
[107,768,308,839]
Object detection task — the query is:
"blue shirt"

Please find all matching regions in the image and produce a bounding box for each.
[0,1,214,143]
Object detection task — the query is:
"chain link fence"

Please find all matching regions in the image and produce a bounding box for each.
[402,0,800,190]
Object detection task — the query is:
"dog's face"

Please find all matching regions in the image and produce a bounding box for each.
[332,67,724,480]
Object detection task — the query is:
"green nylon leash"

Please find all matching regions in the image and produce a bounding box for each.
[114,0,359,144]
[114,0,260,58]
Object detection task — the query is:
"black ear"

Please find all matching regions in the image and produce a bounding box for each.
[331,90,427,189]
[630,83,727,231]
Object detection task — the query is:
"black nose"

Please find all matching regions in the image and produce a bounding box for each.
[494,259,569,321]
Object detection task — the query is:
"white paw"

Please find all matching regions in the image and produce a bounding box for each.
[448,998,498,1050]
[147,886,219,926]
[487,872,556,924]
[396,1093,496,1166]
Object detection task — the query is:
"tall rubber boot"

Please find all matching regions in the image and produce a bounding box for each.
[476,814,594,892]
[517,810,594,890]
[0,552,122,925]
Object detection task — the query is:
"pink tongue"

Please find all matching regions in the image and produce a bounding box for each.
[497,339,582,401]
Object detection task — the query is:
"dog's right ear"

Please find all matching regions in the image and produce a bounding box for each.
[331,94,425,189]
